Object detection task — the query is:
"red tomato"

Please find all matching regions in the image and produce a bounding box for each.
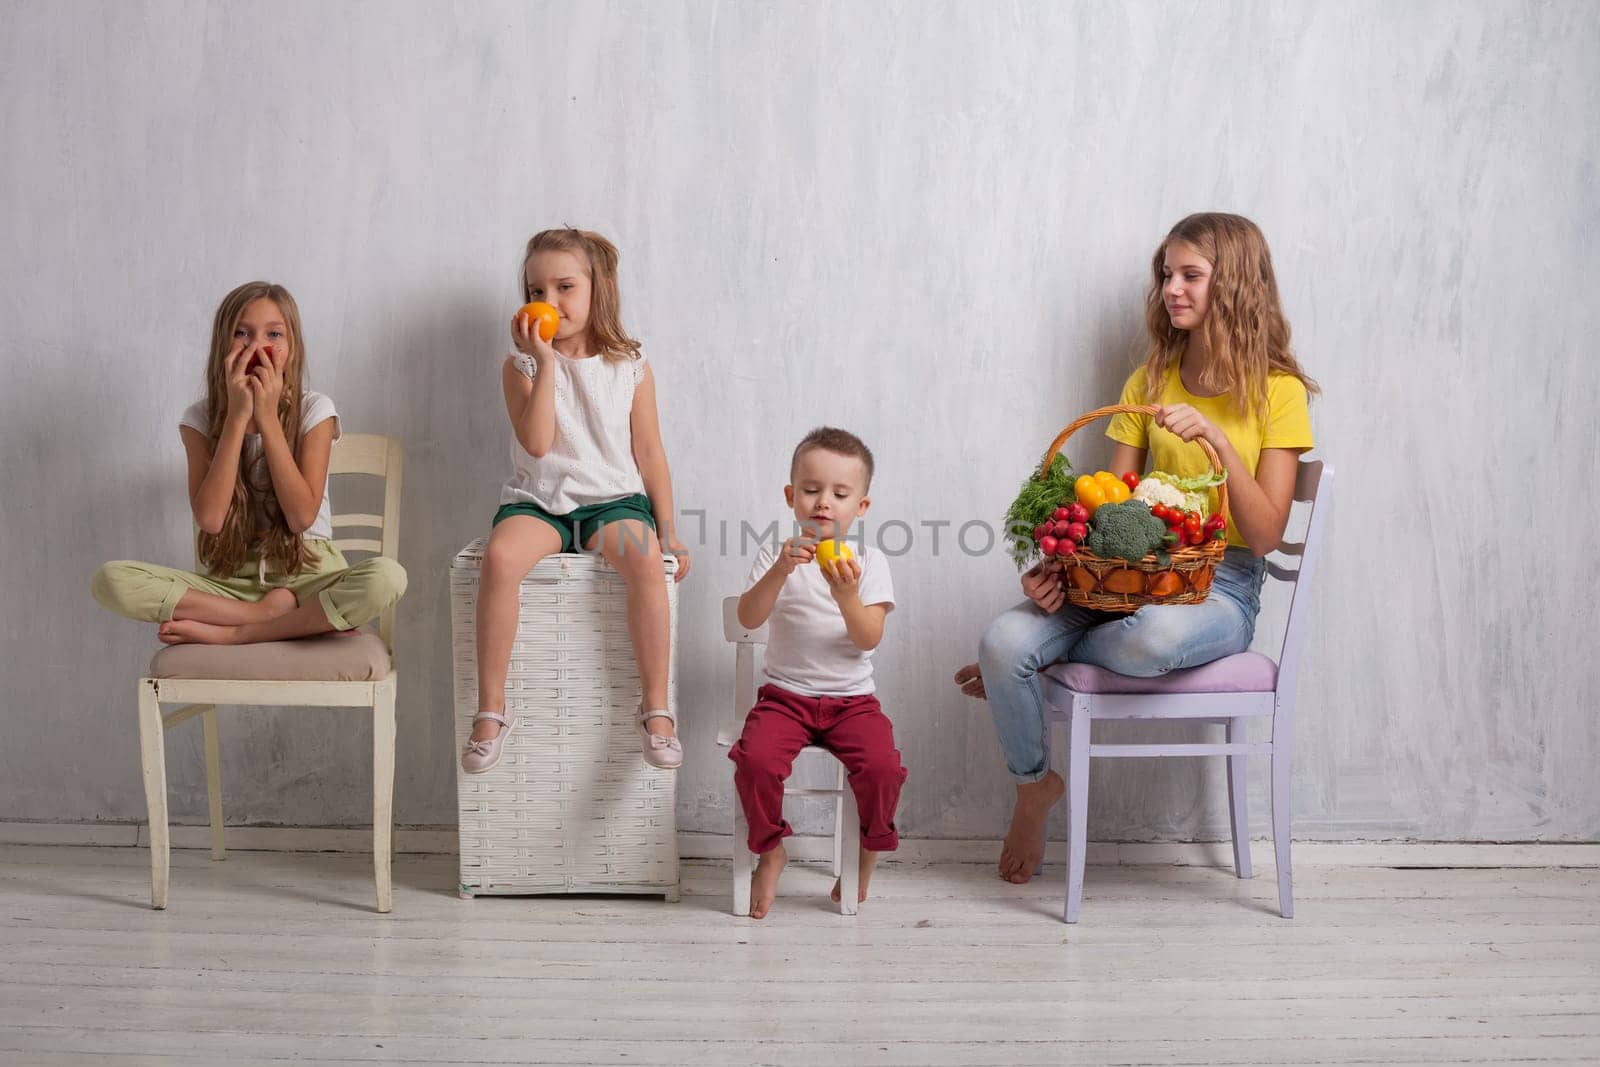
[1152,504,1170,522]
[1122,472,1140,491]
[1184,515,1202,535]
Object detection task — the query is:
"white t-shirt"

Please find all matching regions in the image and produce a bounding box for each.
[501,350,648,513]
[743,540,896,697]
[179,391,341,542]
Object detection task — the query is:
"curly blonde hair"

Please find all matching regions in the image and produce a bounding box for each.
[1140,213,1318,415]
[194,281,313,577]
[521,228,641,364]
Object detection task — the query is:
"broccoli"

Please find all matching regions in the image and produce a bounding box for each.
[1085,501,1168,562]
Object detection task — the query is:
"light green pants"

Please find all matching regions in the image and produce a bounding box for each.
[91,540,407,630]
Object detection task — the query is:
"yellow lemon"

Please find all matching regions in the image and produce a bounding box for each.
[814,539,855,568]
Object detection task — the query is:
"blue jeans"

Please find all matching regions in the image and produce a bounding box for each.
[978,548,1266,783]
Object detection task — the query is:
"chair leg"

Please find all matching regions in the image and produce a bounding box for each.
[1271,724,1294,919]
[372,680,397,914]
[732,804,752,916]
[200,707,225,861]
[1063,703,1091,924]
[831,762,846,878]
[1226,717,1252,880]
[837,786,860,917]
[136,680,169,910]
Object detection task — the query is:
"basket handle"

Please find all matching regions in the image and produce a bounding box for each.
[1038,403,1231,525]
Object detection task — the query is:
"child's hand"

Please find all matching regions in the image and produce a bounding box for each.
[247,343,286,422]
[665,534,692,582]
[774,537,816,576]
[511,308,558,363]
[819,556,863,601]
[223,341,255,425]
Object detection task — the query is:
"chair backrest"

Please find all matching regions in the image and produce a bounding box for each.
[329,433,404,651]
[1263,459,1332,701]
[722,596,768,742]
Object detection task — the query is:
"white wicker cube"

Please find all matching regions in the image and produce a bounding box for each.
[451,538,680,899]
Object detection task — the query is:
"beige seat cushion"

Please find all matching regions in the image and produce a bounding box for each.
[149,631,392,681]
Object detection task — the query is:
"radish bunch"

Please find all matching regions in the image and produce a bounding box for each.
[1032,502,1091,560]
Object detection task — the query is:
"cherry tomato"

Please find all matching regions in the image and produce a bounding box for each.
[1152,504,1170,522]
[1122,472,1139,491]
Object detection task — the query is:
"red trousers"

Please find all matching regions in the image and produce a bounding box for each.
[729,683,908,855]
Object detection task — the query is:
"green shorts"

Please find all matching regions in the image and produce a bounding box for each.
[492,492,656,553]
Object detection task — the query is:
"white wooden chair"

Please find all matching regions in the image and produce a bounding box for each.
[718,596,860,916]
[135,433,403,913]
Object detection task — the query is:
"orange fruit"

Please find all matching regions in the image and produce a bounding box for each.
[814,539,855,568]
[518,301,560,342]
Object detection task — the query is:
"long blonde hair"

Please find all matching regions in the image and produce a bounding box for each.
[521,228,641,363]
[194,281,312,577]
[1140,213,1318,415]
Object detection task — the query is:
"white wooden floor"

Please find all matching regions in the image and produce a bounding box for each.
[1,844,1596,1065]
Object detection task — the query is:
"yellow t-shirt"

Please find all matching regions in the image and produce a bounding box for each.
[1105,366,1314,547]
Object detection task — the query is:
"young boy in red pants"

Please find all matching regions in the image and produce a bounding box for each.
[732,427,907,919]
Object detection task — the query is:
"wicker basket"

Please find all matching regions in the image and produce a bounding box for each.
[1038,403,1231,613]
[451,540,680,900]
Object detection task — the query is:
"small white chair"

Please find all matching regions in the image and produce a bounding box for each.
[718,596,860,915]
[134,433,403,913]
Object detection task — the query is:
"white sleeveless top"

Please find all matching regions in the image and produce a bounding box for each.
[179,391,341,542]
[500,350,648,513]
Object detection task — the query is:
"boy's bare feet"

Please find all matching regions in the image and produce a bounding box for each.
[831,845,879,905]
[999,770,1065,884]
[954,662,986,699]
[749,843,787,919]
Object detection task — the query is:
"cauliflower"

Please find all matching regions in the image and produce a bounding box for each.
[1136,472,1212,516]
[1133,478,1188,512]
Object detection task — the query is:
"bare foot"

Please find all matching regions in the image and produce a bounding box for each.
[749,843,787,919]
[999,770,1065,884]
[158,619,242,646]
[831,846,880,905]
[954,662,986,699]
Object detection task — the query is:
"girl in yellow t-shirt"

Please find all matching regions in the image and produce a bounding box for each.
[954,213,1319,885]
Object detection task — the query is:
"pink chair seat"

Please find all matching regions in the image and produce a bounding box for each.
[1044,651,1278,694]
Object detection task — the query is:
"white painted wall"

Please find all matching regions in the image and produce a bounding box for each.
[3,1,1596,842]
